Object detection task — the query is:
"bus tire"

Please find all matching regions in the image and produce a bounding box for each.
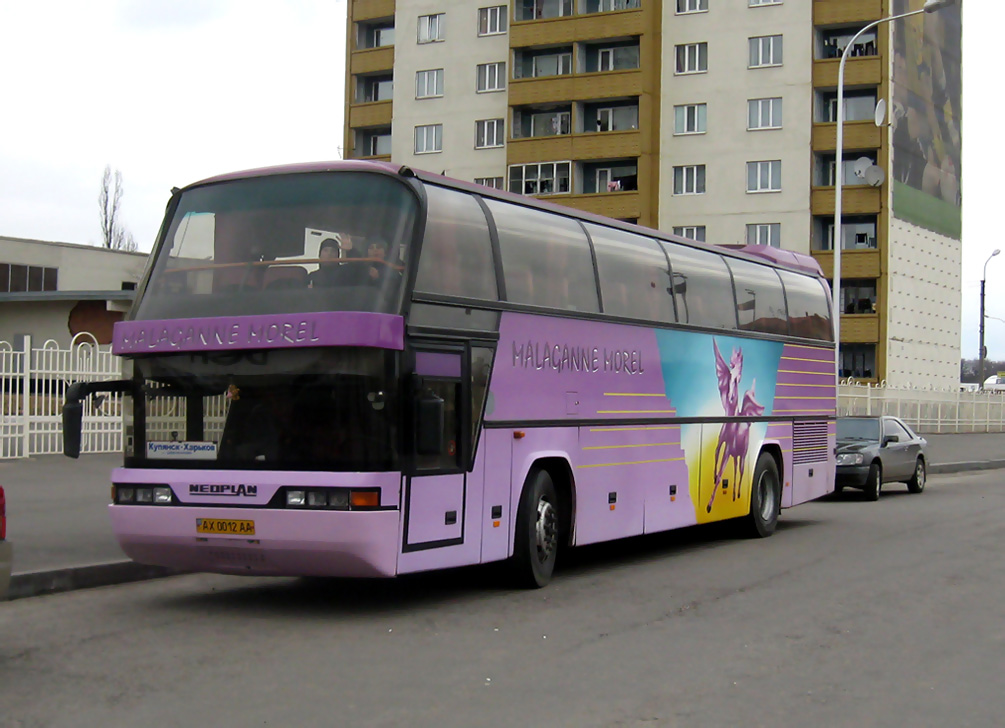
[743,452,780,538]
[512,469,560,588]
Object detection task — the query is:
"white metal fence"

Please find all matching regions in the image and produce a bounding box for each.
[1,334,123,459]
[839,381,1005,434]
[4,337,1005,459]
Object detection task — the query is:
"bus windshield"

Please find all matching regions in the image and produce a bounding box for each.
[134,172,419,320]
[129,347,399,471]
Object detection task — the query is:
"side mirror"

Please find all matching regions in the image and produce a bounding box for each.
[63,401,84,458]
[882,435,898,447]
[416,390,445,456]
[62,379,134,459]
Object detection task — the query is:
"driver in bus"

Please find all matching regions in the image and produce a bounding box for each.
[309,236,357,288]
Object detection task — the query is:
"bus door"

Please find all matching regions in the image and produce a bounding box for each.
[398,343,493,572]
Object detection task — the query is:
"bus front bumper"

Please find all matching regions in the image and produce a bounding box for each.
[109,505,400,578]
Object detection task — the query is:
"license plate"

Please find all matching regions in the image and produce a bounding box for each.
[196,518,255,536]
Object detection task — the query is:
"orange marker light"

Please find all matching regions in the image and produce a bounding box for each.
[514,431,526,439]
[609,504,616,511]
[350,491,380,508]
[493,520,500,528]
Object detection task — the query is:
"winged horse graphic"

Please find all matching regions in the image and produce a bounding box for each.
[707,339,765,513]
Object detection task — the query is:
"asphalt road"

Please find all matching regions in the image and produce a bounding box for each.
[1,470,1003,727]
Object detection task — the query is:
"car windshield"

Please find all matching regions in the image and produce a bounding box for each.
[837,418,880,441]
[134,171,419,320]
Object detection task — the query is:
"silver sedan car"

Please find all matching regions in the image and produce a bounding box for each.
[835,416,928,500]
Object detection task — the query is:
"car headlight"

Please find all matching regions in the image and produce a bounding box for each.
[837,453,865,466]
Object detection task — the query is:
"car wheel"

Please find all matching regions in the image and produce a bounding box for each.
[741,452,780,538]
[512,469,560,588]
[864,462,882,501]
[907,458,926,494]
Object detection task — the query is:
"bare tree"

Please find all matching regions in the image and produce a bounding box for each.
[98,165,137,251]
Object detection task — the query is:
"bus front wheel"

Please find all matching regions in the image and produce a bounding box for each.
[512,469,560,588]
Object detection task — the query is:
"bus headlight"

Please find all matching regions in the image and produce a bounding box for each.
[154,487,173,504]
[286,490,306,507]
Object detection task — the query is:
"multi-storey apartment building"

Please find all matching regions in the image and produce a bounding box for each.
[344,0,962,387]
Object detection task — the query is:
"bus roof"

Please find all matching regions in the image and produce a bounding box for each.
[184,160,824,279]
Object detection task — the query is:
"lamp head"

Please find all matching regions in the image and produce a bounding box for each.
[994,249,1002,258]
[923,0,955,11]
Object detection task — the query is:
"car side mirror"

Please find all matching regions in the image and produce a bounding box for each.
[63,401,84,458]
[882,435,898,447]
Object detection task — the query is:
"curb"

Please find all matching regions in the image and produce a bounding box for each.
[930,460,1005,475]
[7,561,186,601]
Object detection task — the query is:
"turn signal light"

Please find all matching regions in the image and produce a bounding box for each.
[350,491,380,508]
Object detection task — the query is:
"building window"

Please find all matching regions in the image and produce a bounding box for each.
[508,162,571,195]
[814,215,877,251]
[358,21,395,49]
[674,103,707,134]
[673,226,706,242]
[594,0,641,9]
[840,344,876,379]
[677,0,708,12]
[0,263,58,293]
[359,129,392,157]
[516,0,573,21]
[820,90,878,123]
[476,118,505,148]
[358,75,393,103]
[478,6,507,35]
[675,42,708,74]
[475,176,504,189]
[749,35,783,67]
[415,69,444,99]
[834,279,878,315]
[747,160,781,192]
[418,14,444,43]
[673,165,706,195]
[749,0,782,5]
[414,124,443,154]
[748,97,782,130]
[598,48,615,71]
[477,62,506,92]
[746,223,781,247]
[528,52,572,78]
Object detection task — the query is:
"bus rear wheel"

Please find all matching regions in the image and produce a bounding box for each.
[512,469,560,588]
[743,452,780,538]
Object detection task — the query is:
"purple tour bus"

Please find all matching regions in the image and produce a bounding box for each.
[63,161,836,588]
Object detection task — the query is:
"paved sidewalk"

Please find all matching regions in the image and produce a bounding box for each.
[1,431,1003,600]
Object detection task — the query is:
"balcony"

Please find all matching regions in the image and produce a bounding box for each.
[812,120,882,152]
[353,0,396,23]
[813,56,881,88]
[349,100,392,129]
[509,69,643,107]
[511,8,645,46]
[351,46,394,76]
[508,129,641,165]
[813,0,882,27]
[811,186,882,216]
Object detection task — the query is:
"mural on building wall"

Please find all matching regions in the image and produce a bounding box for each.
[68,301,124,345]
[890,0,962,239]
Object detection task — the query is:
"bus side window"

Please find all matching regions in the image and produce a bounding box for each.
[487,199,599,312]
[779,271,833,341]
[415,185,498,301]
[662,243,737,330]
[586,223,675,323]
[724,257,789,336]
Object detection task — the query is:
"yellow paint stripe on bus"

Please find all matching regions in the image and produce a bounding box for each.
[780,356,833,363]
[602,392,667,397]
[779,409,837,414]
[579,457,685,469]
[776,382,835,388]
[596,410,677,414]
[777,369,833,375]
[775,396,835,400]
[589,425,681,432]
[583,442,680,450]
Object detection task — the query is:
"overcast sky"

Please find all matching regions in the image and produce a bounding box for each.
[0,1,997,359]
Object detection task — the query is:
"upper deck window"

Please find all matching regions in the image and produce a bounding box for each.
[135,172,418,321]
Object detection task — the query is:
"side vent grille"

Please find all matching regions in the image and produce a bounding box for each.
[792,421,830,464]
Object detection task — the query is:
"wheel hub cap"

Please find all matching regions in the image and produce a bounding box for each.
[536,500,558,561]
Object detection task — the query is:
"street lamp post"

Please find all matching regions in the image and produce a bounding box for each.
[832,0,956,385]
[979,249,1001,389]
